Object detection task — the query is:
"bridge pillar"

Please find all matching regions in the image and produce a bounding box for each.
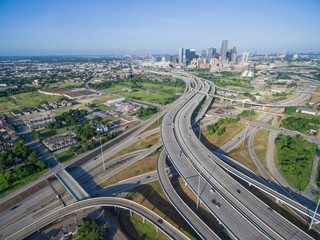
[130,210,133,217]
[275,198,279,203]
[143,217,145,224]
[248,183,252,187]
[156,227,159,232]
[116,208,120,217]
[114,206,117,212]
[242,102,244,107]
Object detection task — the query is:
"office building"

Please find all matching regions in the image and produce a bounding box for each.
[221,40,228,61]
[231,46,237,63]
[190,49,196,60]
[201,50,206,59]
[185,49,191,65]
[241,52,249,64]
[206,47,214,63]
[179,48,183,64]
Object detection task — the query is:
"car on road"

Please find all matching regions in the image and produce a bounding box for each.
[146,175,151,179]
[211,199,220,209]
[236,189,241,193]
[210,188,215,194]
[157,218,163,224]
[178,154,181,157]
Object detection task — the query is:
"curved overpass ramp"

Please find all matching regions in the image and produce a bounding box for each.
[8,197,189,240]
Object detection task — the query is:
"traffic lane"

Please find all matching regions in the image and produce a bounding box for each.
[8,198,189,240]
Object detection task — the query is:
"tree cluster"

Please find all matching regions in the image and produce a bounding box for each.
[0,140,47,187]
[240,110,256,117]
[207,117,239,135]
[137,106,158,120]
[47,109,87,129]
[276,134,317,191]
[77,218,106,240]
[280,116,319,134]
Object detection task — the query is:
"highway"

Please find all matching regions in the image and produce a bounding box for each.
[7,197,189,240]
[161,74,315,239]
[157,148,220,240]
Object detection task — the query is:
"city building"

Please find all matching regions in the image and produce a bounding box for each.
[179,48,184,64]
[206,48,215,63]
[231,46,237,63]
[221,40,228,61]
[185,49,191,65]
[241,52,249,65]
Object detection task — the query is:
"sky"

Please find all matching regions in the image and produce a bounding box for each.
[0,0,319,56]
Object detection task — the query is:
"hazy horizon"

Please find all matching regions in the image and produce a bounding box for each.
[1,0,319,56]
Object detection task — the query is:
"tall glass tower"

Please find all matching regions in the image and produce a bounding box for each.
[221,40,228,61]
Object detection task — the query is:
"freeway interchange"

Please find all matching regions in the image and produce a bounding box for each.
[1,70,319,240]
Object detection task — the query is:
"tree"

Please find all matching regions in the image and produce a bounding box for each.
[77,219,106,240]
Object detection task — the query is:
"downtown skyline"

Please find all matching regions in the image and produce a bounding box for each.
[0,0,320,56]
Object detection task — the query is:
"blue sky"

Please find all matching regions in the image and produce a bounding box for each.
[0,0,319,55]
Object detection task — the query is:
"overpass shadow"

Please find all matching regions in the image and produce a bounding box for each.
[125,183,199,239]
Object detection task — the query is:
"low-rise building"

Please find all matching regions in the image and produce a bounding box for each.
[296,107,317,115]
[42,135,77,151]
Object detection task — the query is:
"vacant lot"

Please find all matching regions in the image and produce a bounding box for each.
[253,129,270,171]
[201,122,245,150]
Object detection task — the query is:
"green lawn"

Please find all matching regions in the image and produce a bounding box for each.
[43,82,85,89]
[93,105,115,112]
[0,91,61,114]
[40,125,77,138]
[0,96,17,113]
[55,150,76,163]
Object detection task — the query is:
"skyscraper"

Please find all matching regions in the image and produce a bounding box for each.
[221,40,228,62]
[185,49,191,65]
[179,48,183,64]
[241,52,249,64]
[201,50,206,59]
[190,49,196,60]
[231,46,237,63]
[206,47,213,63]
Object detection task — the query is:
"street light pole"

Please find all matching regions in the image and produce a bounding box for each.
[100,138,105,171]
[196,163,202,210]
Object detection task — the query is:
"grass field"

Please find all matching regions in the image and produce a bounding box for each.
[103,133,161,163]
[121,181,199,240]
[0,92,61,113]
[100,151,159,187]
[90,95,117,105]
[98,81,182,105]
[55,150,76,163]
[253,129,270,171]
[40,125,77,138]
[43,82,85,89]
[0,169,48,198]
[228,138,260,175]
[201,122,245,151]
[141,116,162,133]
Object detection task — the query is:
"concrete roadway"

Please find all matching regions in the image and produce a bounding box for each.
[157,148,220,240]
[163,78,314,239]
[174,92,310,240]
[8,197,189,240]
[162,90,268,239]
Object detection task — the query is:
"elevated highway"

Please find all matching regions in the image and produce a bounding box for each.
[8,197,189,240]
[161,74,315,239]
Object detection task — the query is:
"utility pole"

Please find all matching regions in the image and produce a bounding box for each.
[196,163,203,210]
[100,138,105,171]
[199,122,201,140]
[158,103,160,125]
[309,198,320,231]
[243,123,248,147]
